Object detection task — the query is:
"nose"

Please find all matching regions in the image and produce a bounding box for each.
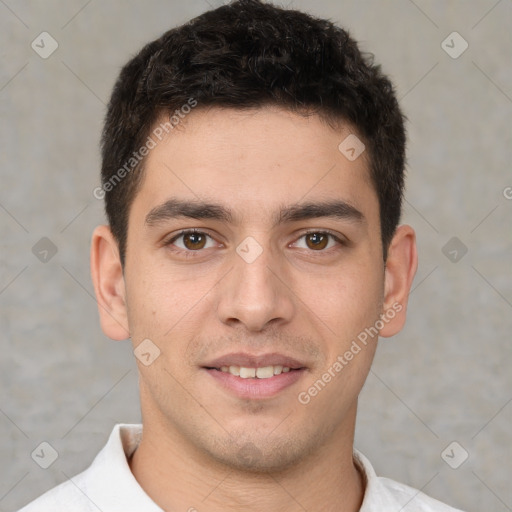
[216,240,295,332]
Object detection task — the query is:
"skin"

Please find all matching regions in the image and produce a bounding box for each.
[91,106,417,512]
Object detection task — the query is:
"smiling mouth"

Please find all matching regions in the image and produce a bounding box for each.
[205,365,304,379]
[202,365,307,399]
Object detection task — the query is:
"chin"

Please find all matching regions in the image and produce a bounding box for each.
[205,433,316,474]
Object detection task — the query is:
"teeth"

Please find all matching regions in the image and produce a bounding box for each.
[229,365,240,376]
[256,366,274,379]
[273,365,283,375]
[218,365,292,378]
[239,367,256,378]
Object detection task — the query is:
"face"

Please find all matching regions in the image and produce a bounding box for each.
[92,106,416,473]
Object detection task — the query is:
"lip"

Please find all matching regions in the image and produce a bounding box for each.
[202,352,306,370]
[203,367,307,399]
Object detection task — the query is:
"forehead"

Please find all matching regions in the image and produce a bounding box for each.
[131,106,378,227]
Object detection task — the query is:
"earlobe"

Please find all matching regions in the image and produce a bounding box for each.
[379,224,418,338]
[90,225,130,340]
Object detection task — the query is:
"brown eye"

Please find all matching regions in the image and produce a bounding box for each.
[305,232,329,250]
[291,231,343,252]
[182,232,207,250]
[168,230,215,253]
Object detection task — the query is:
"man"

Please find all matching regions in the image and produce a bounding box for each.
[19,0,464,510]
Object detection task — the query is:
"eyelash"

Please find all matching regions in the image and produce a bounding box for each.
[164,228,346,258]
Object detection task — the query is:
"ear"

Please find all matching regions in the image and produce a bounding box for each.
[379,224,418,338]
[90,225,130,340]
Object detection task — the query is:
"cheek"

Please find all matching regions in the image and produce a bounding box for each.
[124,258,217,344]
[295,267,382,415]
[124,264,174,339]
[298,260,383,345]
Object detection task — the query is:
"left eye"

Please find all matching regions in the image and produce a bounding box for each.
[292,232,341,251]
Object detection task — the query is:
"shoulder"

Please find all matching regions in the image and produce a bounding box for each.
[17,470,94,512]
[16,424,146,512]
[378,476,466,512]
[355,450,465,512]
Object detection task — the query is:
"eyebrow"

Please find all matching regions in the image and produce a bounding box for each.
[144,198,365,228]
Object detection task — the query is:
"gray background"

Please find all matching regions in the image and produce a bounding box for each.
[1,1,511,511]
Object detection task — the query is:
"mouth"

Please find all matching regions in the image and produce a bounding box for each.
[204,364,301,379]
[201,354,308,399]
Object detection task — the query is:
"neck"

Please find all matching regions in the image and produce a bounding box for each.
[129,405,365,512]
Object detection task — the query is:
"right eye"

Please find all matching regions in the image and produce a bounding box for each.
[165,229,218,256]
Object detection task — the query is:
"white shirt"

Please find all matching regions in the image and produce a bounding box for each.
[18,424,464,512]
